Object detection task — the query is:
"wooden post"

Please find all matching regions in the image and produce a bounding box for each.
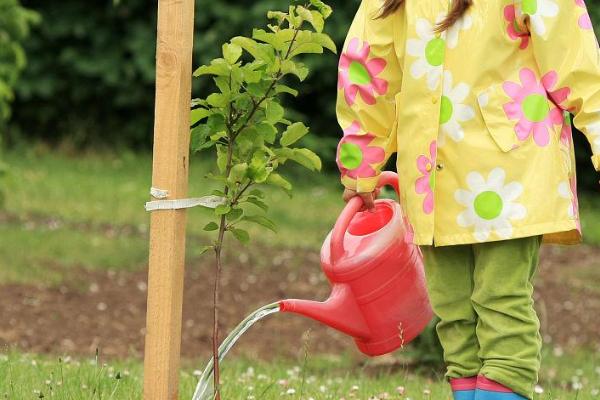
[143,0,195,399]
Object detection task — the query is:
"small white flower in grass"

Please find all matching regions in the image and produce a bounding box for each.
[438,71,475,146]
[396,386,406,395]
[407,16,446,90]
[286,388,296,395]
[192,370,202,377]
[534,385,544,394]
[553,346,564,357]
[455,167,526,241]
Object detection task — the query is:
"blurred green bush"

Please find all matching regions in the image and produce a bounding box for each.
[0,0,37,124]
[8,0,600,190]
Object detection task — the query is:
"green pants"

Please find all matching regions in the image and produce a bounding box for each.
[420,235,543,399]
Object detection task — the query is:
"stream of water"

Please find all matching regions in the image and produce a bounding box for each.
[192,302,281,400]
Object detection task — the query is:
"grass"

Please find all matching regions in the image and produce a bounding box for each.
[1,346,599,399]
[2,147,600,285]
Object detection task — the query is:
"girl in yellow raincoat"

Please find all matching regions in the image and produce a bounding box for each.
[335,0,600,398]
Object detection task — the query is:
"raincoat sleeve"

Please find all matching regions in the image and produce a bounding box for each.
[516,0,600,171]
[335,0,404,193]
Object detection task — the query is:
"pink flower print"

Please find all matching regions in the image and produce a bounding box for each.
[338,38,389,106]
[415,141,437,214]
[336,121,386,180]
[502,68,564,147]
[542,70,571,110]
[575,0,593,29]
[504,5,530,49]
[560,111,573,146]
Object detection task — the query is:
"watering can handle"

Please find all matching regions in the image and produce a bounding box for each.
[331,171,400,264]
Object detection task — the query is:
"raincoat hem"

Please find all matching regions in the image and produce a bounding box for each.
[413,219,580,247]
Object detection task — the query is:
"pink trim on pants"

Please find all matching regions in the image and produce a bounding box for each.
[477,375,514,393]
[450,377,477,391]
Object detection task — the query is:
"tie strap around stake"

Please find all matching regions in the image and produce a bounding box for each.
[144,187,226,211]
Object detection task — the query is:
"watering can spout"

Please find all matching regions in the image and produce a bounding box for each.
[279,284,371,340]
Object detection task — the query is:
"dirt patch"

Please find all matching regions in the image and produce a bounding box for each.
[0,243,599,361]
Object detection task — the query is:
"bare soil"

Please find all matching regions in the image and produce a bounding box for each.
[0,243,599,361]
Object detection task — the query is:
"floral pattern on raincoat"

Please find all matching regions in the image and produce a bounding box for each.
[335,0,600,246]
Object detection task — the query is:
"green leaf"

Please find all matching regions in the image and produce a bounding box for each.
[190,108,211,125]
[265,101,285,124]
[215,204,231,215]
[249,189,265,199]
[227,208,243,221]
[190,125,213,152]
[275,84,298,97]
[252,29,285,51]
[231,36,274,63]
[228,162,248,184]
[246,197,269,212]
[193,59,230,77]
[280,122,308,146]
[231,228,250,244]
[216,145,228,173]
[266,173,292,191]
[223,42,242,64]
[242,215,277,232]
[256,122,277,144]
[290,148,322,171]
[309,10,325,32]
[281,60,309,81]
[267,11,287,24]
[314,33,337,54]
[197,245,213,256]
[309,0,333,19]
[206,93,228,108]
[295,6,313,25]
[203,222,219,231]
[248,152,271,183]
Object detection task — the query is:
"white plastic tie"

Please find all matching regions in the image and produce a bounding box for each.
[145,187,226,212]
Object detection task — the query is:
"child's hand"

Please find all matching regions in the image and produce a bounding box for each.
[342,188,381,212]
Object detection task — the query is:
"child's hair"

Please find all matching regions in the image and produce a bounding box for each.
[377,0,473,33]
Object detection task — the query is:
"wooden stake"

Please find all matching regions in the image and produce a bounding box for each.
[143,0,195,399]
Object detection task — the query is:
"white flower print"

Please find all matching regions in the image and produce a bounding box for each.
[516,0,559,36]
[586,119,600,153]
[407,16,446,91]
[455,168,527,242]
[446,13,473,48]
[558,181,576,218]
[438,71,475,146]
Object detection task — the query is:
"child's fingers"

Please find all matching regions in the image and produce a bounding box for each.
[359,193,376,211]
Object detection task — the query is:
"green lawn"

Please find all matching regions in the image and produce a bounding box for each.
[1,347,598,399]
[2,148,600,285]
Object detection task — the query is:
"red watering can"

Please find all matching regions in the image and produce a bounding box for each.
[279,171,433,356]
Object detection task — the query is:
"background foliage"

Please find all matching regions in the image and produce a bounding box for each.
[7,0,600,189]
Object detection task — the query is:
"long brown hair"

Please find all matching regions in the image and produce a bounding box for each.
[377,0,473,33]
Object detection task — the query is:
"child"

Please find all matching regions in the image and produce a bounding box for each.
[335,0,600,399]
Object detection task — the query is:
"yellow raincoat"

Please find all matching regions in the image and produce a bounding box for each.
[335,0,600,246]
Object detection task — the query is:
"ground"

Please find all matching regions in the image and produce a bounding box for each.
[1,148,599,398]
